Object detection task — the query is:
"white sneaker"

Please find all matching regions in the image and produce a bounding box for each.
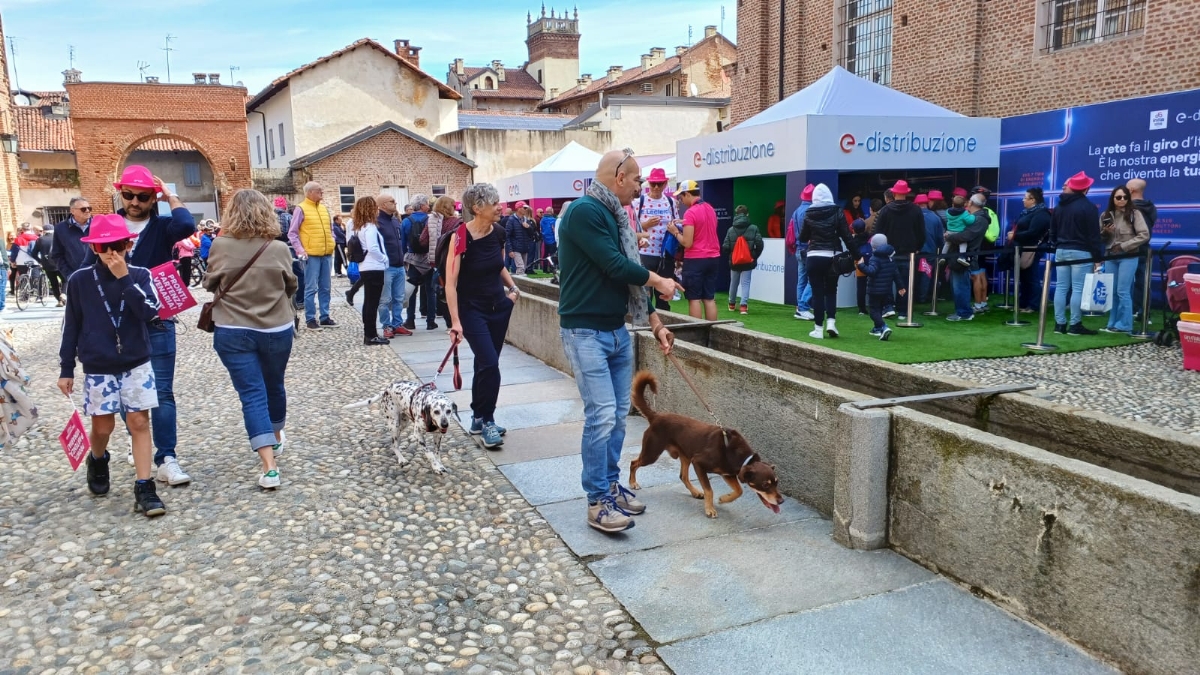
[799,310,815,321]
[808,327,824,339]
[272,430,286,457]
[259,468,281,489]
[825,318,839,338]
[156,457,192,486]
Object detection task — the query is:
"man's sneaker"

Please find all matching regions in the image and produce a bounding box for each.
[883,310,897,319]
[728,303,736,312]
[879,327,892,341]
[427,320,439,330]
[799,310,814,320]
[383,327,395,339]
[403,319,417,331]
[306,319,320,330]
[739,305,748,315]
[272,430,286,457]
[481,422,504,449]
[956,257,971,269]
[610,482,646,515]
[1053,323,1068,334]
[319,318,338,327]
[946,314,974,322]
[897,315,907,322]
[393,325,413,336]
[133,480,166,517]
[344,290,354,307]
[86,452,110,496]
[587,495,635,534]
[807,327,824,339]
[825,318,839,338]
[1068,323,1097,336]
[1019,307,1036,314]
[259,469,281,489]
[156,457,192,486]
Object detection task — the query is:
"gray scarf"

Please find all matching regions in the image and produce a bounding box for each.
[587,181,650,327]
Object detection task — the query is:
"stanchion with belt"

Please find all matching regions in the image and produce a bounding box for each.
[923,254,941,317]
[1021,252,1058,353]
[1005,246,1030,327]
[996,255,1015,311]
[896,252,922,328]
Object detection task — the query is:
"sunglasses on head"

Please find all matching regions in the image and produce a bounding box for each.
[615,148,635,177]
[121,191,155,203]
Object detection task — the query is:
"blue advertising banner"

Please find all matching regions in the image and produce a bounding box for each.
[999,88,1200,247]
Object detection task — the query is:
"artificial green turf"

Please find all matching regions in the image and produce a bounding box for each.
[666,292,1139,364]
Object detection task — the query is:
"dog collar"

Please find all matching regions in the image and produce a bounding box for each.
[740,453,756,469]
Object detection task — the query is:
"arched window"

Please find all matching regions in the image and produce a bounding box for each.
[484,76,495,89]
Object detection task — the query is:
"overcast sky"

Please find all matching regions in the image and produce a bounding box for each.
[3,0,735,95]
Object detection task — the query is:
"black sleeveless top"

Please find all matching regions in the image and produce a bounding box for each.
[456,225,505,302]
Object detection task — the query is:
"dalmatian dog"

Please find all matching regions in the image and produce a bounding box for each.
[344,380,460,474]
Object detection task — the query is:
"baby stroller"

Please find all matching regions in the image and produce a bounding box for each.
[1153,242,1200,347]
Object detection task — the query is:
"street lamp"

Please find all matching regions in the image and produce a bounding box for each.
[0,133,18,154]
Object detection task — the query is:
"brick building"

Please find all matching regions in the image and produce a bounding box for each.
[731,0,1200,125]
[290,121,475,215]
[0,14,22,238]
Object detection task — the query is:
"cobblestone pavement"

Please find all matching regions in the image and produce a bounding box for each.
[913,341,1200,436]
[0,291,667,675]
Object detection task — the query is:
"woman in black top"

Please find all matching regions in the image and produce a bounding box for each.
[446,183,520,450]
[798,184,854,340]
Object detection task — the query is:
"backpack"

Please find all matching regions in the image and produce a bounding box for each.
[731,235,753,266]
[408,215,429,254]
[346,234,367,264]
[434,221,506,288]
[984,207,1000,244]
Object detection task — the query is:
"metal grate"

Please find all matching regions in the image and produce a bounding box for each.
[838,0,894,86]
[339,186,355,213]
[1041,0,1146,52]
[43,207,70,226]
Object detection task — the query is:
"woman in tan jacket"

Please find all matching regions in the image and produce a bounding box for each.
[1100,185,1150,334]
[204,189,299,489]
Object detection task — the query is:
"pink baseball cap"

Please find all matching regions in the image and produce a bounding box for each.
[891,180,912,195]
[1065,171,1094,191]
[113,165,157,191]
[913,194,930,205]
[647,168,669,183]
[800,184,815,201]
[952,187,969,198]
[81,214,138,244]
[927,190,944,201]
[515,201,527,209]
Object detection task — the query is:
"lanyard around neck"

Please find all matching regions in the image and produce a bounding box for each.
[92,267,127,353]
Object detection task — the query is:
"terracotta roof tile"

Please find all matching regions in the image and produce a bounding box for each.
[458,65,545,99]
[14,106,73,152]
[538,57,682,110]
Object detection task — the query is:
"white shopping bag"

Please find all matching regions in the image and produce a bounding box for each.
[1081,272,1114,312]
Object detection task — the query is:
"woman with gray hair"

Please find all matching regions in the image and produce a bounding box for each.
[445,183,520,449]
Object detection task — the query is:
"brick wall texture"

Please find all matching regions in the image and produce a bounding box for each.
[0,15,23,237]
[298,129,473,214]
[527,32,581,62]
[66,81,252,215]
[732,0,1200,125]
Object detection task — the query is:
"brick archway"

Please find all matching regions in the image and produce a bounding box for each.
[66,81,251,216]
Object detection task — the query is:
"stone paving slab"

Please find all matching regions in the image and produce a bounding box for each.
[406,351,544,379]
[446,379,582,410]
[488,398,587,432]
[500,447,682,506]
[539,483,822,558]
[448,363,569,391]
[488,417,648,466]
[658,579,1119,675]
[588,519,935,643]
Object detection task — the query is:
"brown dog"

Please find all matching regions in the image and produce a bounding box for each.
[628,371,784,519]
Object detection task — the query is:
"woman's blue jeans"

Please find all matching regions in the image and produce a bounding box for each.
[1105,255,1138,332]
[729,269,752,306]
[214,327,293,451]
[560,326,633,504]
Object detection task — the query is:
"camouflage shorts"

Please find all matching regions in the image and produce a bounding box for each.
[82,362,158,416]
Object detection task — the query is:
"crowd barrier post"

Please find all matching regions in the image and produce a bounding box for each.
[996,261,1014,310]
[1021,254,1058,353]
[896,252,923,328]
[1006,246,1030,327]
[923,255,941,317]
[1131,247,1156,340]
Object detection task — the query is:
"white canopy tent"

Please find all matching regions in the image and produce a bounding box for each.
[496,141,603,202]
[676,66,1001,181]
[639,156,678,185]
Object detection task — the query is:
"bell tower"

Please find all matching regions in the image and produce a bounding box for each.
[525,5,580,102]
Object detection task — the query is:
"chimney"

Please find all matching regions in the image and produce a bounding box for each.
[454,58,464,75]
[145,76,160,84]
[676,45,688,56]
[395,39,409,55]
[649,48,667,67]
[192,73,207,84]
[578,74,592,89]
[704,25,717,39]
[607,65,623,83]
[62,68,82,85]
[208,73,221,84]
[395,39,421,68]
[640,54,652,71]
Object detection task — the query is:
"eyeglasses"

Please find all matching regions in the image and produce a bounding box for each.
[1113,195,1128,201]
[74,206,92,212]
[121,191,155,203]
[615,148,635,177]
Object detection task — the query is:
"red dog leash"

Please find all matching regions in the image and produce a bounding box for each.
[421,336,463,393]
[665,351,728,443]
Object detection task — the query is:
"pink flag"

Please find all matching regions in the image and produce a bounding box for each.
[918,258,933,277]
[60,409,90,471]
[149,262,198,320]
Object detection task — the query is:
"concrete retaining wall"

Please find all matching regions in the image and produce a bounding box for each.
[889,407,1200,675]
[506,292,574,377]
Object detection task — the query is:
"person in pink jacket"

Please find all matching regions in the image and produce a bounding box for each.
[174,236,196,286]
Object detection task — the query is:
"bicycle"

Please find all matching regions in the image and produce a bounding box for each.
[190,258,207,287]
[13,261,48,311]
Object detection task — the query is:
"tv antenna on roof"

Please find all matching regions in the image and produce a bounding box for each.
[721,6,725,35]
[687,25,693,46]
[7,35,21,91]
[137,61,150,82]
[229,65,239,85]
[69,45,76,69]
[161,34,175,83]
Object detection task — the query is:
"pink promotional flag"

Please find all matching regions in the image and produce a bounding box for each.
[919,258,933,277]
[149,262,197,320]
[60,409,90,471]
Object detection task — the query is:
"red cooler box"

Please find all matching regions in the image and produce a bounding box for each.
[1186,273,1200,313]
[1180,320,1200,372]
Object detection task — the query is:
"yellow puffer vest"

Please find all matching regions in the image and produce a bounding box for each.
[298,198,335,256]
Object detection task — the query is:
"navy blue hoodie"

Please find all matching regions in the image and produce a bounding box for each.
[858,244,901,295]
[1049,192,1102,258]
[119,206,197,270]
[59,264,161,379]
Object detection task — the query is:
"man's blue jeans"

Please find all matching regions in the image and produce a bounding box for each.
[560,326,633,504]
[213,327,293,451]
[1105,256,1139,332]
[149,322,177,465]
[1053,249,1091,326]
[795,251,812,312]
[379,266,407,329]
[303,255,332,322]
[950,268,974,319]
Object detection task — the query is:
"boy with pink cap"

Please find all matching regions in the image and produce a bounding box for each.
[58,214,168,517]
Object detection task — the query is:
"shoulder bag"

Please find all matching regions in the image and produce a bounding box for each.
[197,240,273,333]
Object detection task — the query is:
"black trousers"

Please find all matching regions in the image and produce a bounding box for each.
[806,256,839,324]
[45,268,64,300]
[641,253,673,311]
[177,258,192,288]
[360,270,385,340]
[460,295,514,423]
[334,245,346,275]
[868,292,890,330]
[856,275,868,313]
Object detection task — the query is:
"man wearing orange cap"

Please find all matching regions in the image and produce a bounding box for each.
[1050,171,1103,335]
[113,164,197,486]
